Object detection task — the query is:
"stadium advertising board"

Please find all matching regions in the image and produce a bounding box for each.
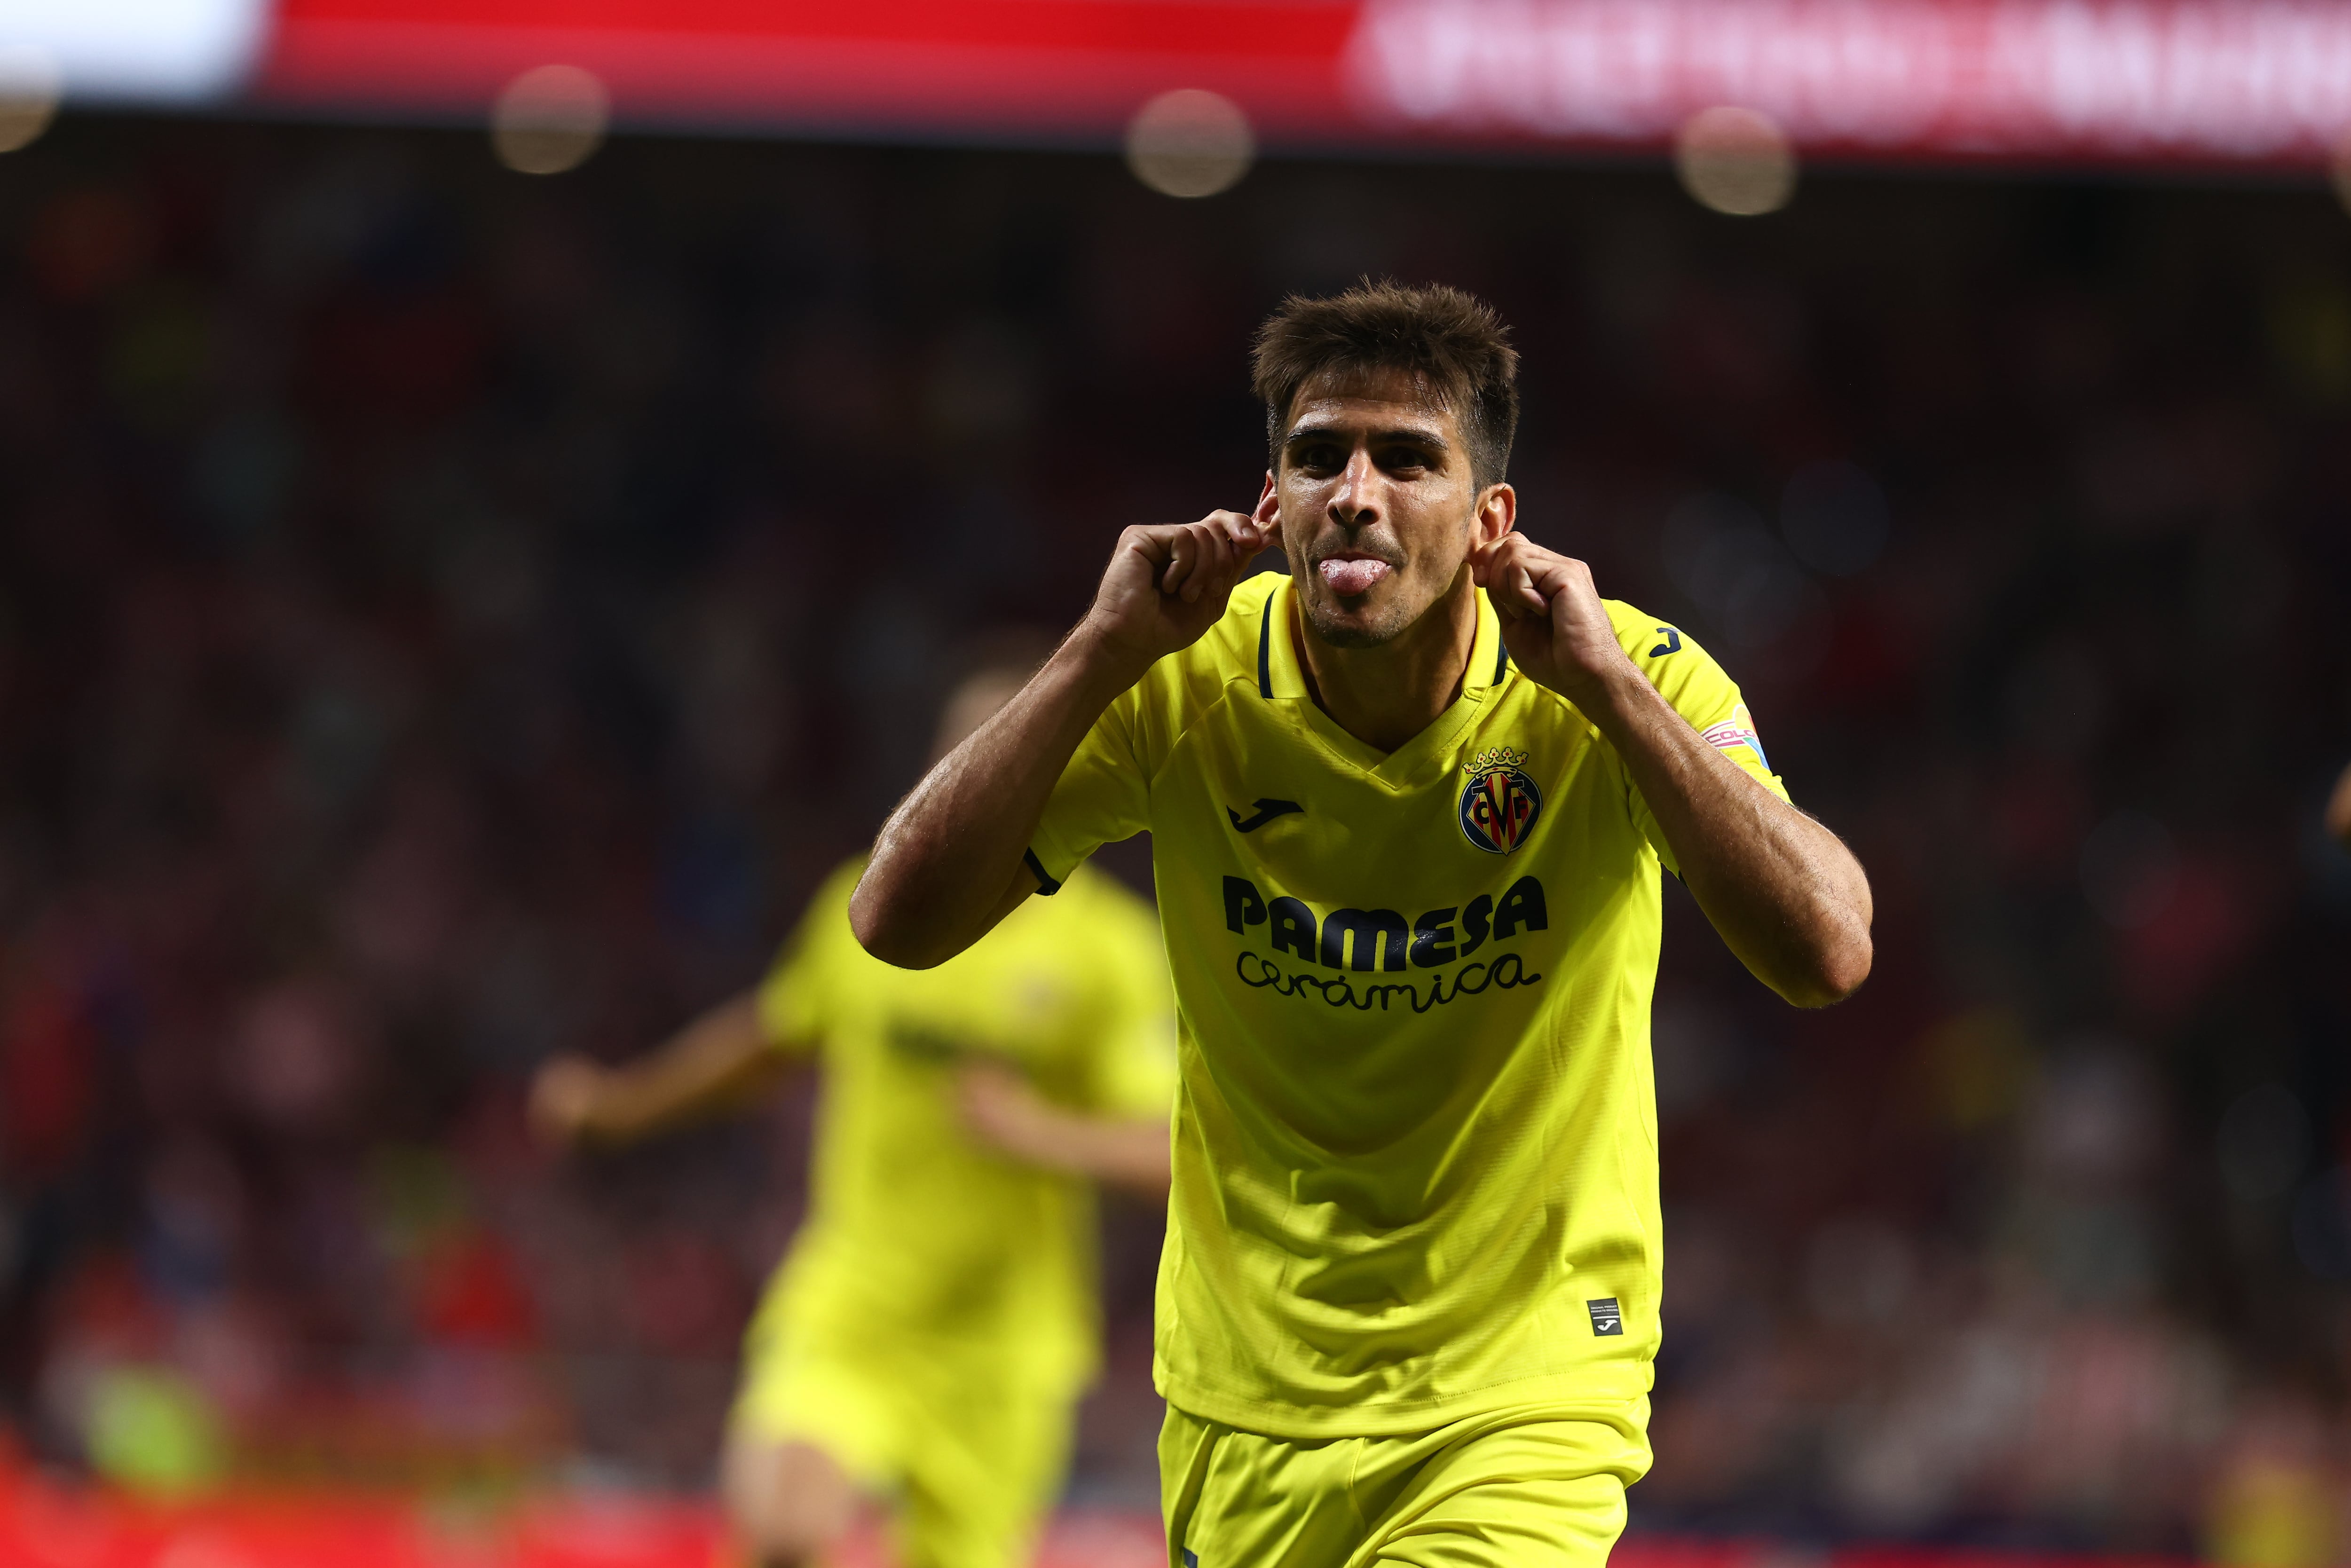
[12,0,2351,166]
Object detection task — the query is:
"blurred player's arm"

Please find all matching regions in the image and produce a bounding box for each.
[2328,761,2351,851]
[1474,534,1873,1010]
[955,1063,1171,1196]
[529,993,801,1150]
[852,511,1266,969]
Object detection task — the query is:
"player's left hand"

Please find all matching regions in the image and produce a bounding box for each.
[955,1061,1057,1164]
[1469,533,1640,706]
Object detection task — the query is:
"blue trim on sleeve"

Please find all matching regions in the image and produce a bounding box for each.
[1022,848,1063,895]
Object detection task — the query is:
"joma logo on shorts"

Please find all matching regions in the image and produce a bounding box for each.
[1222,875,1548,972]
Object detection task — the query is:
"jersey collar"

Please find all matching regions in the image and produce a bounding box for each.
[1256,574,1305,701]
[1255,574,1510,704]
[1255,574,1514,787]
[1464,583,1511,695]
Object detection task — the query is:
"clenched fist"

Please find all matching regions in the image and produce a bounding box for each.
[1077,511,1268,678]
[1468,533,1640,706]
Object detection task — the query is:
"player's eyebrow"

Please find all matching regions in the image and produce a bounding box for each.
[1281,422,1452,457]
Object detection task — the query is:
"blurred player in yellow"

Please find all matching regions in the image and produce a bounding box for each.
[530,654,1177,1568]
[853,283,1874,1567]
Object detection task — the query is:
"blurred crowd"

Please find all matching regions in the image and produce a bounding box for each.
[0,118,2347,1560]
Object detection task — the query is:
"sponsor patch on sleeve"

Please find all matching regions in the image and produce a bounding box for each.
[1700,702,1770,774]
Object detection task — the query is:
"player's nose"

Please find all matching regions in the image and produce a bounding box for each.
[1328,446,1381,527]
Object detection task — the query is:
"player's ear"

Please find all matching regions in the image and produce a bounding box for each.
[1474,482,1516,546]
[1252,471,1279,535]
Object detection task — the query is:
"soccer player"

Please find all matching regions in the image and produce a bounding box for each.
[851,283,1874,1567]
[529,658,1177,1568]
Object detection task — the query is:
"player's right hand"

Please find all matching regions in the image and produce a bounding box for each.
[1078,511,1266,672]
[527,1055,607,1150]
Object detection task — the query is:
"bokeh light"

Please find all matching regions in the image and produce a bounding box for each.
[1675,105,1797,217]
[490,64,608,176]
[1125,88,1254,199]
[0,46,61,154]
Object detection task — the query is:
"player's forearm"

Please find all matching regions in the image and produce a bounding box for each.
[1003,1112,1173,1196]
[852,626,1147,969]
[1583,668,1873,1008]
[589,995,784,1142]
[1071,1118,1174,1197]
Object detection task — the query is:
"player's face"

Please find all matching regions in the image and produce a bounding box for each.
[1254,370,1507,649]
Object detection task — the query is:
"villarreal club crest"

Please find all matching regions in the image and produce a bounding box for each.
[1459,746,1543,854]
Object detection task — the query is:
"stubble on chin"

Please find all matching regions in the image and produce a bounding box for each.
[1298,583,1418,649]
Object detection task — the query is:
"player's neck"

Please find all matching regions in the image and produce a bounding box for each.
[1291,572,1479,756]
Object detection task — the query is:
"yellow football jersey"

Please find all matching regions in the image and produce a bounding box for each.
[1028,572,1787,1437]
[754,858,1177,1393]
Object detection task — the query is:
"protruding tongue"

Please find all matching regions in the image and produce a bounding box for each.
[1318,557,1391,596]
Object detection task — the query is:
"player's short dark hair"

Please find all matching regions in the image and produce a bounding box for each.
[1251,280,1521,489]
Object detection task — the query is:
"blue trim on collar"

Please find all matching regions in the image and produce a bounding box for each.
[1257,590,1276,699]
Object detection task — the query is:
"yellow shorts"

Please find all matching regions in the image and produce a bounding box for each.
[732,1318,1074,1568]
[1159,1399,1652,1568]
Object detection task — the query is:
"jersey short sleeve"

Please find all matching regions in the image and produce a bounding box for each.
[754,860,864,1054]
[1026,684,1152,892]
[1606,603,1791,877]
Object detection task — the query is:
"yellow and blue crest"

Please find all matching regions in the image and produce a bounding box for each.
[1458,746,1543,854]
